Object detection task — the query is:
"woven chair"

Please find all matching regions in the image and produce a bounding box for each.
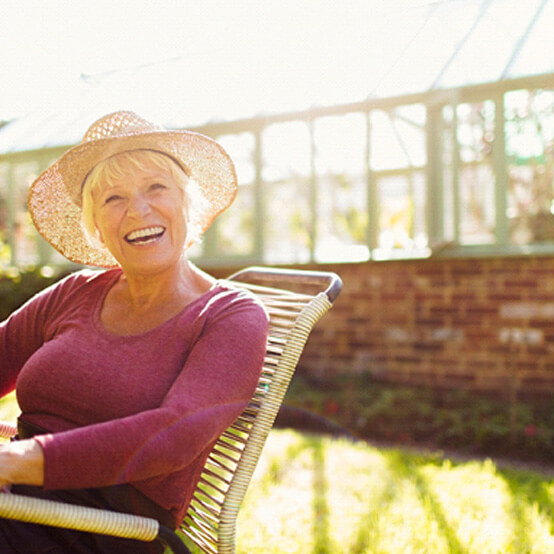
[0,266,341,553]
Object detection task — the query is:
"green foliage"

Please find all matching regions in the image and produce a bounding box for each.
[0,266,69,320]
[284,374,554,464]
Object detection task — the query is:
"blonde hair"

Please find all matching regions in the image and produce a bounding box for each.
[81,149,207,249]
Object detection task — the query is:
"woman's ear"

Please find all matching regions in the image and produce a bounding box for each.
[94,220,105,246]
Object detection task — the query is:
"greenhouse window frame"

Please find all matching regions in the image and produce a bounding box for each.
[0,74,553,269]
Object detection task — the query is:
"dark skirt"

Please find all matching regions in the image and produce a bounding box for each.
[0,419,174,553]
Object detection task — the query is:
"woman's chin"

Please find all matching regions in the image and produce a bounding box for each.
[118,249,185,276]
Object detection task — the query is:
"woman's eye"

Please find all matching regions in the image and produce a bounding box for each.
[149,182,166,191]
[104,194,123,204]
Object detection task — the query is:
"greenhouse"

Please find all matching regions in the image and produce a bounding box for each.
[0,0,552,270]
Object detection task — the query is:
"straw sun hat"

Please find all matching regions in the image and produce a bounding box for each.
[28,111,238,268]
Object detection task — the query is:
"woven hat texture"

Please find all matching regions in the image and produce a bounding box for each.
[28,111,237,267]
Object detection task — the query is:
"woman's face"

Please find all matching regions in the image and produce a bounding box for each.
[92,159,188,276]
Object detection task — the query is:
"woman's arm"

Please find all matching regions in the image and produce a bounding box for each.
[0,280,62,488]
[0,271,98,488]
[33,290,269,491]
[0,271,91,397]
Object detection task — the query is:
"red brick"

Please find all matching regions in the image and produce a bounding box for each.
[255,258,554,395]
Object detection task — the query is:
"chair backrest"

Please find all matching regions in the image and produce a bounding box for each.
[180,267,341,553]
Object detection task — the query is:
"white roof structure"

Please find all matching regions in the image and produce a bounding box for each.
[1,0,553,154]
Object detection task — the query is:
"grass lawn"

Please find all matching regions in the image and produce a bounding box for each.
[233,429,553,554]
[1,395,552,553]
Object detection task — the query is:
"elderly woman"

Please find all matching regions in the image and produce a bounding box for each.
[0,111,268,553]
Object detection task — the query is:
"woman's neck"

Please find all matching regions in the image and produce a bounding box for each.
[100,258,217,335]
[117,258,216,313]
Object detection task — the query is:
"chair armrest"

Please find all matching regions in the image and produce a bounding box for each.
[0,493,190,553]
[227,266,342,303]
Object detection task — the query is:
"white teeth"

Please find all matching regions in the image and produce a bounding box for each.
[125,226,165,243]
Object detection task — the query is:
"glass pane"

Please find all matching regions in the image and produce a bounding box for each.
[262,122,312,263]
[457,101,495,163]
[394,104,427,166]
[456,101,496,244]
[441,105,456,241]
[373,0,483,95]
[262,122,310,181]
[439,0,542,87]
[314,113,366,175]
[505,89,554,245]
[264,178,311,264]
[412,171,427,243]
[370,105,426,171]
[315,175,369,263]
[506,0,554,79]
[212,133,257,257]
[213,183,255,257]
[459,163,496,244]
[12,161,41,266]
[217,132,256,184]
[313,113,369,262]
[373,171,427,258]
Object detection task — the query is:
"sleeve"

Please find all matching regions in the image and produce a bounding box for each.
[0,271,90,398]
[36,292,269,490]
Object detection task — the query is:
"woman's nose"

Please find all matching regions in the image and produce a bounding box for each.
[127,193,151,216]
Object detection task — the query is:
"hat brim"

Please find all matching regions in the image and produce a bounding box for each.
[28,130,237,267]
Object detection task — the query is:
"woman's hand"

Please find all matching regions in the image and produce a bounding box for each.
[0,439,44,489]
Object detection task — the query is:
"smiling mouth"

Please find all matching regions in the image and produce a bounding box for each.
[124,226,165,245]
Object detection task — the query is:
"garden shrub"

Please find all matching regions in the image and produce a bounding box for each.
[283,373,554,464]
[0,266,69,320]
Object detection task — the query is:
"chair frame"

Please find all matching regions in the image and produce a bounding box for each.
[0,266,341,553]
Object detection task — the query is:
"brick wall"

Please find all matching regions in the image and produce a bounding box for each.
[213,257,554,396]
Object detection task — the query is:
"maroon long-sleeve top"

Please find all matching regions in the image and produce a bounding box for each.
[0,269,268,526]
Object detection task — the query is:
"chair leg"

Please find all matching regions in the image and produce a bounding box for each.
[157,526,191,554]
